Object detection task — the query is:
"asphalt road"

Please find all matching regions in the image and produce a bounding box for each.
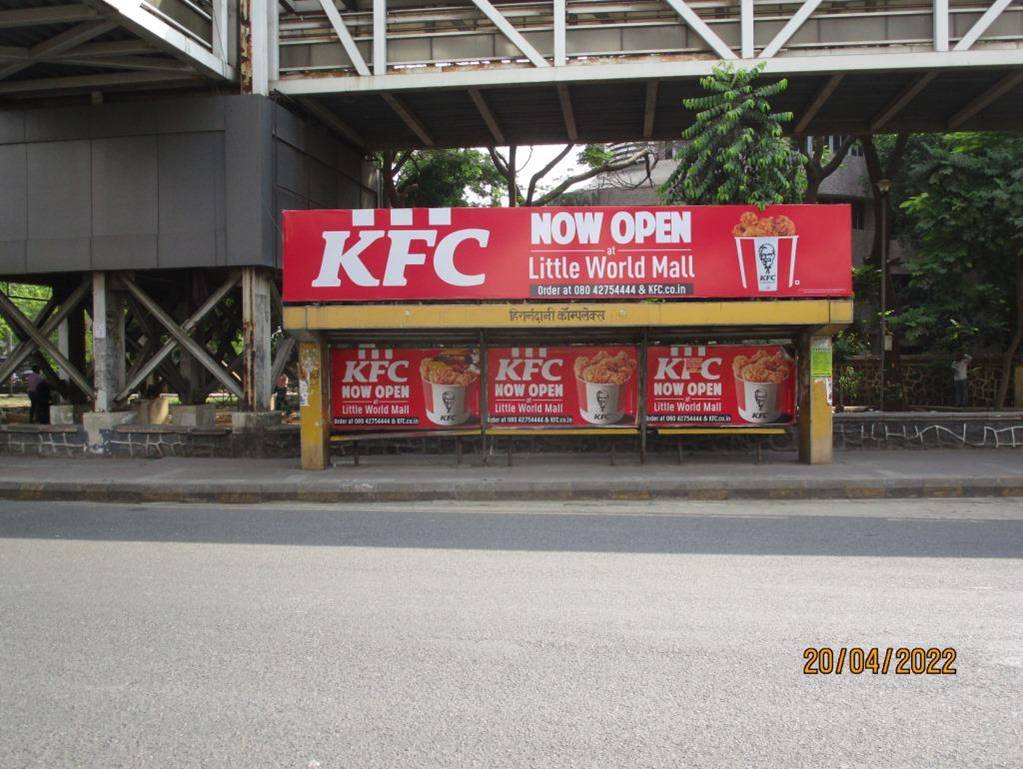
[1,498,1021,768]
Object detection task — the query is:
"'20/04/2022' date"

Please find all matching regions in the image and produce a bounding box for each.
[803,647,957,675]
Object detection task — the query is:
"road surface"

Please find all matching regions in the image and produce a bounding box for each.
[1,498,1021,768]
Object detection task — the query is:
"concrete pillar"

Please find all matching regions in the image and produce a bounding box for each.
[56,306,87,403]
[798,333,834,464]
[241,267,272,411]
[298,338,331,470]
[91,272,126,413]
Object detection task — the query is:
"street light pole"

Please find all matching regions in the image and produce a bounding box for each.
[877,179,891,412]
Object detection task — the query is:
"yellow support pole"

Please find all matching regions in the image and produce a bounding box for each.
[798,332,834,464]
[298,337,331,470]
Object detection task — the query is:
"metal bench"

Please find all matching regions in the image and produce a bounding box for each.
[485,427,641,466]
[656,427,789,464]
[331,428,482,465]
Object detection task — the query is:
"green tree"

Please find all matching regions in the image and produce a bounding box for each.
[380,148,505,207]
[898,132,1023,407]
[660,63,805,206]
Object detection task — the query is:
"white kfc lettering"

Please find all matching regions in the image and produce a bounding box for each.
[313,231,384,287]
[654,356,721,380]
[495,358,562,381]
[343,360,409,383]
[312,227,488,288]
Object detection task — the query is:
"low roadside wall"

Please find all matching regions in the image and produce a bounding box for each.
[2,413,1021,459]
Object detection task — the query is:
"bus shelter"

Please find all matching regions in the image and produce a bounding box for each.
[282,205,852,470]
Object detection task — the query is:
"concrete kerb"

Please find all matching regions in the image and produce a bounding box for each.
[1,477,1021,504]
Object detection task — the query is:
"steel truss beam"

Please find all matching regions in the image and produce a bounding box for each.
[119,273,244,400]
[0,20,118,81]
[0,280,95,398]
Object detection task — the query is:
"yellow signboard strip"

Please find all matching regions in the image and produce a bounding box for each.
[285,300,853,331]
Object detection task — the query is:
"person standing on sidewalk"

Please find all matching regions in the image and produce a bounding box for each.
[952,352,973,407]
[25,365,43,423]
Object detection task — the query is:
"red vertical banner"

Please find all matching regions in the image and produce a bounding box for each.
[331,348,481,430]
[487,346,639,428]
[646,345,796,426]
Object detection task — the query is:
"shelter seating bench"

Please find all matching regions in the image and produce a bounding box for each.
[331,429,481,465]
[485,428,641,467]
[656,427,789,465]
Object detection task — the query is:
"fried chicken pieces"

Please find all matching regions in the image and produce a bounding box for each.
[732,349,792,384]
[732,211,796,237]
[574,350,637,385]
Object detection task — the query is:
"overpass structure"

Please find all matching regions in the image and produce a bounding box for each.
[273,0,1023,148]
[0,0,1021,430]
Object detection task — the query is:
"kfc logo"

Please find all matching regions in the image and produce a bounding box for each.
[652,346,722,381]
[311,209,488,289]
[341,349,409,383]
[495,349,563,382]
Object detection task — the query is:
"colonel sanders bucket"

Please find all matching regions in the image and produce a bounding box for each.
[420,351,479,427]
[732,213,799,292]
[573,350,637,425]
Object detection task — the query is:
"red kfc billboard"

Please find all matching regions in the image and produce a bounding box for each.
[487,346,639,428]
[331,347,481,430]
[283,205,851,303]
[646,344,796,427]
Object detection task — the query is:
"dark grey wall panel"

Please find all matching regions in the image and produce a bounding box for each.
[93,235,157,270]
[0,94,373,277]
[24,107,90,143]
[92,137,158,237]
[225,95,273,268]
[0,241,26,274]
[153,96,226,134]
[0,145,26,241]
[27,238,90,272]
[27,141,91,240]
[0,111,24,145]
[157,132,225,269]
[90,102,160,139]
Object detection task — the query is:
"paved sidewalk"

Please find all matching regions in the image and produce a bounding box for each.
[1,450,1022,503]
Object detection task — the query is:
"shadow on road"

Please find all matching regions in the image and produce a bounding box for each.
[1,501,1021,558]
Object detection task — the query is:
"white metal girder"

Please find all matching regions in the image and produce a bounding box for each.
[470,0,548,68]
[954,0,1014,51]
[663,0,735,60]
[553,0,567,66]
[273,49,1023,96]
[760,0,823,59]
[471,0,548,68]
[934,0,949,52]
[91,0,234,80]
[372,0,386,75]
[0,20,118,81]
[317,0,369,76]
[57,55,191,72]
[740,0,754,58]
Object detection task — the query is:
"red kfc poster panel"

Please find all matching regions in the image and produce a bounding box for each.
[646,345,796,426]
[283,205,851,303]
[331,348,480,430]
[487,346,639,428]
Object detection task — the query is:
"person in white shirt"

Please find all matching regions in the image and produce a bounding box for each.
[952,352,972,407]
